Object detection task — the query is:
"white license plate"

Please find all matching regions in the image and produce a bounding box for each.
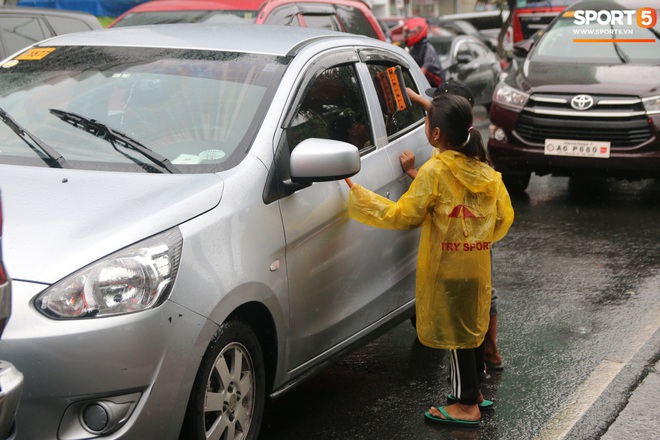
[544,139,610,158]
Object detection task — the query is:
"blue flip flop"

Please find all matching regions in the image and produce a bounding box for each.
[447,394,494,409]
[424,406,481,427]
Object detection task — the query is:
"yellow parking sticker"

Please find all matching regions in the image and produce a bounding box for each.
[16,48,56,60]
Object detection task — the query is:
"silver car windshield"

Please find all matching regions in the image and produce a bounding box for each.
[0,46,287,172]
[532,11,660,63]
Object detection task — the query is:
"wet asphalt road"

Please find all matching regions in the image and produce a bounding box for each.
[259,134,660,439]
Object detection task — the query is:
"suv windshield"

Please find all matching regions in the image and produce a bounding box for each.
[0,46,287,172]
[532,10,660,63]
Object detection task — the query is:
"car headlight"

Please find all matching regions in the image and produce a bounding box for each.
[493,82,529,110]
[35,228,182,319]
[642,95,660,115]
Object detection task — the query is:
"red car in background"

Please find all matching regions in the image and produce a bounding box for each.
[377,16,406,44]
[511,0,572,42]
[109,0,264,26]
[110,0,386,41]
[256,0,386,40]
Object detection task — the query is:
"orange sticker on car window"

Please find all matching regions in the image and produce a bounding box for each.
[15,48,56,60]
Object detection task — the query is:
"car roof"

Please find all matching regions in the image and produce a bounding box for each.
[257,0,380,18]
[123,0,265,13]
[260,0,369,7]
[36,23,374,57]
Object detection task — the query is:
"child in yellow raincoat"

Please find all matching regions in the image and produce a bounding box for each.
[345,94,514,427]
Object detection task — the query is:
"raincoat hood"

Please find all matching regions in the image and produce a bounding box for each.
[436,150,500,195]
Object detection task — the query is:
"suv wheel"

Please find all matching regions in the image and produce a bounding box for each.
[181,321,265,440]
[502,172,531,194]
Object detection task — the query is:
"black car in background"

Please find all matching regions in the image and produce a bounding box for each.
[428,26,501,109]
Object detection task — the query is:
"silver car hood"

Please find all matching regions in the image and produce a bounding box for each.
[0,165,223,284]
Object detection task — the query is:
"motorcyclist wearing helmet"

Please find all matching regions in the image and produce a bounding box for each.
[403,17,446,88]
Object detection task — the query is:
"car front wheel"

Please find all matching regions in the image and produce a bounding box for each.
[502,172,531,194]
[181,320,265,440]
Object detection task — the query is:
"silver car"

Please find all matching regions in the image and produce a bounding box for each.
[0,24,430,439]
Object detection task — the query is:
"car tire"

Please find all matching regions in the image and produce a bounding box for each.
[180,320,265,440]
[502,172,531,194]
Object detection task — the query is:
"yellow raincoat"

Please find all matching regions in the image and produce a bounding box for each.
[348,150,514,349]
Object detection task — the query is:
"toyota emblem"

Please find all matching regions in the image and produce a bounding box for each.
[571,94,594,110]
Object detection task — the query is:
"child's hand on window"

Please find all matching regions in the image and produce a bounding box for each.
[400,150,418,179]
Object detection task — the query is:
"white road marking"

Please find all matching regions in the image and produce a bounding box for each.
[534,307,660,440]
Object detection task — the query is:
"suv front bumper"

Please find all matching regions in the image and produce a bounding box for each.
[488,102,660,180]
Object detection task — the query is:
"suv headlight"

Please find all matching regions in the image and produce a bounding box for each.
[642,95,660,115]
[493,82,529,110]
[36,228,182,319]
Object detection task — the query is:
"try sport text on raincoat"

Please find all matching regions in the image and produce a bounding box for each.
[348,150,514,350]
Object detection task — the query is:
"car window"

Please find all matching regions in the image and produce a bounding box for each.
[455,41,472,59]
[336,5,379,39]
[285,65,373,153]
[367,63,425,138]
[0,46,287,173]
[46,16,97,33]
[430,37,452,60]
[0,16,50,56]
[301,13,339,31]
[263,5,302,26]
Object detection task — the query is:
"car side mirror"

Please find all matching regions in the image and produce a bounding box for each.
[513,39,535,58]
[290,138,360,183]
[456,53,472,64]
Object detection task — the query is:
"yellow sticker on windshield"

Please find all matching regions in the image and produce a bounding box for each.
[15,47,56,60]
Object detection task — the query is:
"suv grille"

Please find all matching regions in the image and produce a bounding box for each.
[516,93,652,148]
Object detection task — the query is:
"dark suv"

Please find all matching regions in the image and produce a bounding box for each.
[487,0,660,192]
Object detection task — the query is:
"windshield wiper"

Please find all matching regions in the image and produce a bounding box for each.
[0,107,70,168]
[49,109,182,174]
[610,24,629,64]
